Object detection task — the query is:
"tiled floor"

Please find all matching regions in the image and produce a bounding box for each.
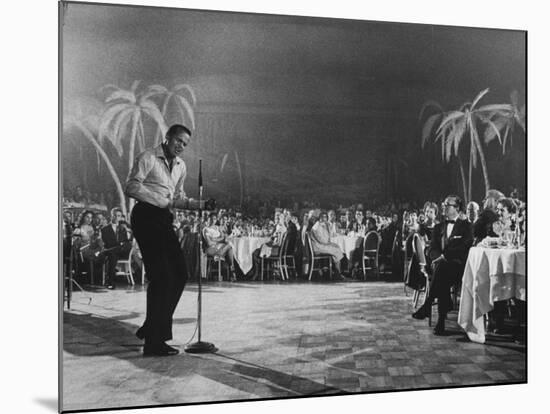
[62,280,526,411]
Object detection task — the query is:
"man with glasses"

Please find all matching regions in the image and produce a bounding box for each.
[126,124,203,356]
[412,195,473,335]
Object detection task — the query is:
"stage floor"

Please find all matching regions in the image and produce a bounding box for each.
[62,280,526,411]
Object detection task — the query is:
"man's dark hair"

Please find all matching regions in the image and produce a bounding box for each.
[447,195,463,212]
[166,124,192,140]
[366,217,377,229]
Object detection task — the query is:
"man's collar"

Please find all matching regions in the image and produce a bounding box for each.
[154,144,181,164]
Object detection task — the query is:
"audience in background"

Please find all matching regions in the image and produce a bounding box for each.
[473,189,504,245]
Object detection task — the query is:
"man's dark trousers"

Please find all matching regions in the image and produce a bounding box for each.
[131,202,188,344]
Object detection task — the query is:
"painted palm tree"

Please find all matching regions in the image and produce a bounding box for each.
[421,89,511,200]
[420,100,468,201]
[219,151,245,207]
[98,80,168,173]
[484,90,526,153]
[63,97,128,218]
[146,83,197,145]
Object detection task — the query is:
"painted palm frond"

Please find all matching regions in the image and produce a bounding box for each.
[106,89,137,104]
[175,95,196,129]
[436,110,464,135]
[173,83,197,105]
[140,98,168,137]
[471,88,490,109]
[418,99,444,121]
[421,113,441,147]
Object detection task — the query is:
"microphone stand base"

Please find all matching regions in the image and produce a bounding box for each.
[184,341,217,354]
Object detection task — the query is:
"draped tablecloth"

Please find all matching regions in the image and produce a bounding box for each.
[228,236,271,274]
[458,246,526,343]
[330,235,363,259]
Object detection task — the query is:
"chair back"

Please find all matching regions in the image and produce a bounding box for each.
[304,232,315,259]
[390,229,400,256]
[363,231,380,255]
[279,231,289,259]
[410,233,426,266]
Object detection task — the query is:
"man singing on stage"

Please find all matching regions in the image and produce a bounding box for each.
[126,124,201,356]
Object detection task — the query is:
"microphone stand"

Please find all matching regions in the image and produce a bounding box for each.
[185,159,217,353]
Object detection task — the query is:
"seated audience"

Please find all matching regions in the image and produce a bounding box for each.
[72,209,104,280]
[100,207,132,289]
[493,197,518,236]
[327,209,340,238]
[310,211,344,278]
[412,195,473,335]
[466,201,480,224]
[473,189,504,245]
[203,212,237,281]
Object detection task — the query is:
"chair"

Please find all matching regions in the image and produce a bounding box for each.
[260,232,296,280]
[378,229,397,277]
[201,228,230,281]
[305,232,333,281]
[280,232,297,279]
[113,245,136,286]
[408,233,430,308]
[362,231,381,280]
[206,254,229,281]
[77,244,101,285]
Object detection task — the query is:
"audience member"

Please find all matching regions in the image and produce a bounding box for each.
[412,195,473,335]
[473,189,504,245]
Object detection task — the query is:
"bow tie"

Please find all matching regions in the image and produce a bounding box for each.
[445,219,456,224]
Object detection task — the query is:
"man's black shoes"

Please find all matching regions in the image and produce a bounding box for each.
[143,342,179,357]
[135,326,145,340]
[433,319,446,336]
[412,305,429,320]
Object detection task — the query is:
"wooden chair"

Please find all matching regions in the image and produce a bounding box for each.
[206,254,229,281]
[409,233,430,308]
[113,246,136,286]
[280,232,297,279]
[201,228,230,281]
[260,232,297,280]
[305,232,333,281]
[362,231,381,280]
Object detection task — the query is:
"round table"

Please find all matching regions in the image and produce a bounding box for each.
[330,234,363,259]
[228,236,271,274]
[458,246,526,343]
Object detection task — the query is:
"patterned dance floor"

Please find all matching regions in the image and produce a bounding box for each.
[62,280,526,411]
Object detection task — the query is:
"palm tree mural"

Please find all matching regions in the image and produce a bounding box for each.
[420,100,468,201]
[98,80,168,173]
[63,97,128,218]
[147,83,197,145]
[420,89,511,201]
[218,151,245,207]
[484,90,526,153]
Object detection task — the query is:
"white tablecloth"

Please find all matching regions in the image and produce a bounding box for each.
[458,246,526,343]
[330,235,363,258]
[228,237,271,274]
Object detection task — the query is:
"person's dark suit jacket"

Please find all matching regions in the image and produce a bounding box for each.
[285,221,298,255]
[101,224,131,253]
[429,218,473,267]
[473,209,499,244]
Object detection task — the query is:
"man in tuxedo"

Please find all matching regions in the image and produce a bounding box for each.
[101,207,132,289]
[412,195,473,335]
